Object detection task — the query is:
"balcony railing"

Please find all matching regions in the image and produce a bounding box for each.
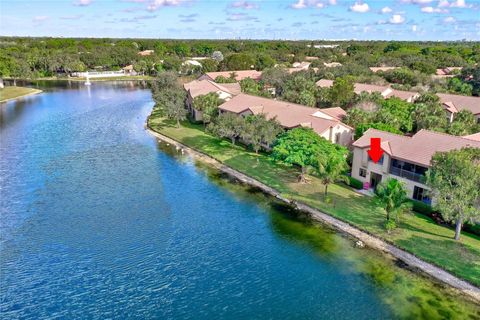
[390,167,426,183]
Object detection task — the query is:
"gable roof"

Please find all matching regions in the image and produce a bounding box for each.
[437,93,480,116]
[353,128,480,167]
[184,79,240,99]
[203,70,262,81]
[369,67,398,73]
[218,93,351,136]
[316,79,418,101]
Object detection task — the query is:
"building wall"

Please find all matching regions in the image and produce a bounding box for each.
[351,147,431,201]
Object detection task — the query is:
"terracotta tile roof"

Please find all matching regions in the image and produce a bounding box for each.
[218,93,350,135]
[389,89,419,101]
[437,93,480,115]
[369,67,398,73]
[353,129,480,167]
[316,79,334,88]
[203,70,262,81]
[320,107,347,120]
[218,83,242,96]
[184,79,240,99]
[464,132,480,141]
[316,79,418,101]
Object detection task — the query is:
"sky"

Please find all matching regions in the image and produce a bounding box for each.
[0,0,479,40]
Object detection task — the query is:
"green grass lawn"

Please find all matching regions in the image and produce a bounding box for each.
[148,110,480,287]
[0,86,42,103]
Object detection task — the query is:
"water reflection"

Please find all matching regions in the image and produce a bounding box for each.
[1,83,478,319]
[162,145,480,320]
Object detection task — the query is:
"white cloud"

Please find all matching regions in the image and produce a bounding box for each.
[381,6,392,13]
[437,0,471,8]
[443,16,456,23]
[421,6,447,12]
[450,0,469,7]
[290,0,332,9]
[231,1,259,10]
[73,0,92,6]
[401,0,433,4]
[412,24,418,31]
[438,0,450,7]
[291,0,307,9]
[349,2,369,13]
[147,0,183,11]
[389,14,405,24]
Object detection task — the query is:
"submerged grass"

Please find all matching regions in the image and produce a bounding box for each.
[147,111,480,288]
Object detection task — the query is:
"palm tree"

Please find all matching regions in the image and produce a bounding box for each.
[316,150,349,197]
[375,178,410,223]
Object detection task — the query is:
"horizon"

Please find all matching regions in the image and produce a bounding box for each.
[1,0,479,41]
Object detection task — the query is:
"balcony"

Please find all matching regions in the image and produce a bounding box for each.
[389,167,426,183]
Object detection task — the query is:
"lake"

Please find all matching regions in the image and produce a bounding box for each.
[1,81,478,319]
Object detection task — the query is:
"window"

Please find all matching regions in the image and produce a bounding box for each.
[413,186,431,203]
[378,155,384,165]
[359,168,367,178]
[334,132,340,143]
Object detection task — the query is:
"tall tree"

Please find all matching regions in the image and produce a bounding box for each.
[208,112,245,145]
[241,114,283,154]
[427,148,480,241]
[448,110,480,136]
[193,92,223,126]
[316,144,349,196]
[375,178,410,230]
[328,76,355,108]
[271,127,323,183]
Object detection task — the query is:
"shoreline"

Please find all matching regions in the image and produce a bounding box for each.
[4,77,154,83]
[145,121,480,304]
[0,88,43,104]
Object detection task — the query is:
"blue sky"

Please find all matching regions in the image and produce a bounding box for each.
[0,0,479,40]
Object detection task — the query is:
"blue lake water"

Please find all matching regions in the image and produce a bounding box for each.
[1,82,478,319]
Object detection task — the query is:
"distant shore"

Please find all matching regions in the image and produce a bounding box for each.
[4,76,155,83]
[0,86,42,103]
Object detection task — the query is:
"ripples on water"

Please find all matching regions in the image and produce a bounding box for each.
[0,82,478,319]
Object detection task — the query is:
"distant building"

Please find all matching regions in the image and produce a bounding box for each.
[184,79,241,122]
[138,50,154,56]
[437,93,480,123]
[323,62,342,68]
[183,60,203,67]
[218,93,354,146]
[351,129,480,202]
[369,67,398,73]
[307,44,340,49]
[199,70,262,82]
[435,67,462,77]
[316,79,419,102]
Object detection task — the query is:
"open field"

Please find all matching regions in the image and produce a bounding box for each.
[0,86,42,103]
[148,111,480,287]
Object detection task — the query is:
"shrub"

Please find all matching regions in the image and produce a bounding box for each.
[384,219,397,233]
[349,176,363,190]
[410,200,433,215]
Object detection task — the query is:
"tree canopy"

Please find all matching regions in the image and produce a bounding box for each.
[427,147,480,241]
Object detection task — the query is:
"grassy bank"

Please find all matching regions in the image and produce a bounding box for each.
[148,110,480,287]
[0,86,42,103]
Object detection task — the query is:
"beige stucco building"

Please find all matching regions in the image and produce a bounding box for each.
[218,93,354,146]
[351,129,480,203]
